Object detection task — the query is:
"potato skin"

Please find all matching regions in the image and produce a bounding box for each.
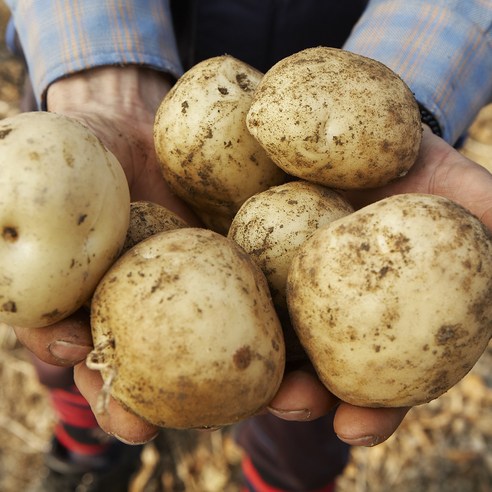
[287,194,492,407]
[228,180,353,312]
[0,112,130,328]
[90,228,285,429]
[247,47,422,189]
[228,180,353,362]
[153,55,287,233]
[122,201,188,254]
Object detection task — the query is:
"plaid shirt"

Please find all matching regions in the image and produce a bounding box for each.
[6,0,492,144]
[344,0,492,144]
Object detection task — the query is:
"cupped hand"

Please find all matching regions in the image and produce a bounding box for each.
[45,66,198,223]
[14,311,160,444]
[268,125,492,445]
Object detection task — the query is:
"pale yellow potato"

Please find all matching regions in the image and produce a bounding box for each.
[247,47,422,189]
[153,55,287,233]
[228,180,353,312]
[122,201,188,254]
[287,193,492,407]
[83,201,188,311]
[0,112,130,328]
[89,228,285,429]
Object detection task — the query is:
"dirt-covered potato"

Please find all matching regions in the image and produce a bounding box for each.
[0,112,130,328]
[153,55,287,233]
[287,193,492,407]
[122,201,188,254]
[228,180,353,362]
[247,47,422,189]
[82,201,188,312]
[228,180,353,312]
[89,228,285,429]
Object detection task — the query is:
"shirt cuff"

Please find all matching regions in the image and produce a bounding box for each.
[343,0,492,144]
[6,0,183,108]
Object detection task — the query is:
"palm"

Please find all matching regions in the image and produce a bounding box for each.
[57,111,199,225]
[351,126,492,230]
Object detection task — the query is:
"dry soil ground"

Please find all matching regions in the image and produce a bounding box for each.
[0,3,491,491]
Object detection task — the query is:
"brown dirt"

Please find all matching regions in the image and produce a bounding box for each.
[0,2,491,490]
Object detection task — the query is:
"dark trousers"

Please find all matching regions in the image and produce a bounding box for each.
[235,413,350,490]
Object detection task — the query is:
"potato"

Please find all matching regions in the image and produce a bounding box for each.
[228,180,353,312]
[229,180,353,362]
[287,193,492,407]
[122,200,188,254]
[82,201,188,312]
[153,55,288,233]
[89,228,285,429]
[247,47,422,189]
[0,112,130,328]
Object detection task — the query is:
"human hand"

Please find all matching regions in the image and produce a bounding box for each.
[267,125,492,446]
[45,66,198,221]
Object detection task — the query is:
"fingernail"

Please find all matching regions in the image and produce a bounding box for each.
[111,432,159,446]
[337,435,381,447]
[267,406,312,421]
[49,340,92,363]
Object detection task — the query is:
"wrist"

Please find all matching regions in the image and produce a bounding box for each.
[46,65,173,122]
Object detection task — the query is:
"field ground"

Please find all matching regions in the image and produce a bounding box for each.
[0,3,491,490]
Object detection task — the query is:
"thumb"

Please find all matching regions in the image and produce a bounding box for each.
[13,309,93,367]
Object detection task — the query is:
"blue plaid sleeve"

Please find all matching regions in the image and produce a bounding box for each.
[6,0,492,143]
[5,0,183,108]
[344,0,492,144]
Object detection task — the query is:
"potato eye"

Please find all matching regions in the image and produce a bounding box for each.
[2,226,18,242]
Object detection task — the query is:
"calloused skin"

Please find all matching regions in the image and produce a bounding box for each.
[13,66,492,446]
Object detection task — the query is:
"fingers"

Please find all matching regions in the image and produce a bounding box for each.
[266,367,409,447]
[267,367,339,421]
[14,307,159,445]
[333,403,409,446]
[74,361,159,445]
[13,309,93,366]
